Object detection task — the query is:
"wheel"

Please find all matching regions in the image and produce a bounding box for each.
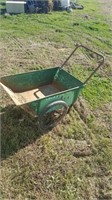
[39,100,68,130]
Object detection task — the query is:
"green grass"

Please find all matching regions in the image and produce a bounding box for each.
[1,0,112,51]
[1,0,112,199]
[72,65,112,108]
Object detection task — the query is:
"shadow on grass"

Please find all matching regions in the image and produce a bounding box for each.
[1,105,48,160]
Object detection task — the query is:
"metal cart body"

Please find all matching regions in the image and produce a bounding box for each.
[0,45,104,129]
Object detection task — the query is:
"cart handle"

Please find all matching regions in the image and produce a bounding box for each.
[60,44,104,84]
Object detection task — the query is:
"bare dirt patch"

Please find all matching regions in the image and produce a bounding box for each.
[99,0,112,24]
[0,37,71,77]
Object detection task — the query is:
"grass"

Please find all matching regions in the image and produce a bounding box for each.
[0,0,112,199]
[1,1,112,50]
[73,65,112,108]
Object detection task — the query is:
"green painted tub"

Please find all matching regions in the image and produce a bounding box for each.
[0,44,104,129]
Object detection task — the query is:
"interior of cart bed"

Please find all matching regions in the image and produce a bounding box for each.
[0,67,83,105]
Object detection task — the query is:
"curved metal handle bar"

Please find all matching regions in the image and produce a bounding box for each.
[60,44,104,85]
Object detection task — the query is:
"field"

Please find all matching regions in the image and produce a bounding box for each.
[0,0,112,199]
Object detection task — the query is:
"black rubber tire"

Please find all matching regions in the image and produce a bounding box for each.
[39,100,68,130]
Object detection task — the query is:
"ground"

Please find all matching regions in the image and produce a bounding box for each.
[0,0,112,199]
[99,0,112,22]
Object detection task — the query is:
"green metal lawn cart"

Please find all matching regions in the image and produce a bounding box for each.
[0,44,104,130]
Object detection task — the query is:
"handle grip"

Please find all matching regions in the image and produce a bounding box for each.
[60,44,104,84]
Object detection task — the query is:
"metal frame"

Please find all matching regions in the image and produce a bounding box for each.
[60,44,104,85]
